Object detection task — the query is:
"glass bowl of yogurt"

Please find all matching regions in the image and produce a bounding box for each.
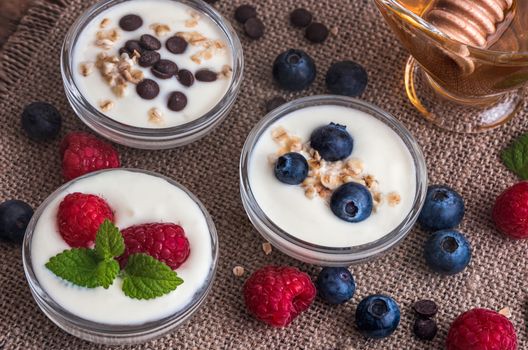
[61,0,243,149]
[240,95,428,266]
[22,169,218,345]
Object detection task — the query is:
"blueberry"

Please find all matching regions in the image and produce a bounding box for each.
[424,230,471,275]
[0,200,33,244]
[316,267,356,304]
[355,295,401,339]
[330,183,372,223]
[418,185,465,231]
[21,102,62,141]
[326,61,368,97]
[310,123,353,161]
[274,152,309,185]
[272,49,316,91]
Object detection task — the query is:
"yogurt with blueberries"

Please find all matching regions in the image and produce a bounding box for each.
[72,0,233,128]
[30,170,214,325]
[248,104,417,248]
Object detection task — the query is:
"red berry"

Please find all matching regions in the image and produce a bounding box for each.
[119,223,190,270]
[446,308,517,350]
[61,132,120,181]
[57,193,114,247]
[243,266,316,327]
[493,182,528,240]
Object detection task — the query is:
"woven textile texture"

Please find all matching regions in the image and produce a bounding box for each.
[0,0,527,349]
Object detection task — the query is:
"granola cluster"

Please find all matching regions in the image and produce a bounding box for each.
[270,126,401,212]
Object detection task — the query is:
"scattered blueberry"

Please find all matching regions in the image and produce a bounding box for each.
[424,230,471,275]
[0,200,33,244]
[326,61,368,97]
[330,182,373,223]
[21,102,62,141]
[310,123,353,161]
[355,295,401,339]
[272,49,316,91]
[274,152,309,185]
[316,267,356,304]
[418,185,465,231]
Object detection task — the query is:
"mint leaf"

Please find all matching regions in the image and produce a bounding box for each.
[46,249,112,288]
[95,219,125,260]
[122,254,183,300]
[502,133,528,179]
[95,259,120,289]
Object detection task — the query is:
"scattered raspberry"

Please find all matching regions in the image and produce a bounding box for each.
[119,223,190,270]
[446,308,517,350]
[57,193,114,247]
[243,266,316,327]
[492,182,528,240]
[61,132,120,181]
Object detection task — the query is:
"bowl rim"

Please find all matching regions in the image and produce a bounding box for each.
[22,168,219,344]
[60,0,244,145]
[239,95,428,266]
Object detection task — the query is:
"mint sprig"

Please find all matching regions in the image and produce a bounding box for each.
[122,254,184,300]
[502,133,528,180]
[46,219,183,299]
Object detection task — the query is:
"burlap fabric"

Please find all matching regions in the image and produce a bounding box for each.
[0,0,527,349]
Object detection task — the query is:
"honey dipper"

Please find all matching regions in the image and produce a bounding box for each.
[424,0,514,73]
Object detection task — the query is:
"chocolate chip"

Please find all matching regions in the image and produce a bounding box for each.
[413,300,438,318]
[177,69,195,87]
[136,79,160,100]
[244,17,265,39]
[152,59,178,79]
[290,8,313,28]
[138,50,161,67]
[119,14,143,31]
[204,0,218,3]
[140,34,161,51]
[234,5,257,23]
[265,96,286,113]
[167,92,188,111]
[195,69,218,82]
[124,40,143,55]
[413,319,438,341]
[166,36,188,54]
[305,22,329,43]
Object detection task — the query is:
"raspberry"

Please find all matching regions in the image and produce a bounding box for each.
[446,308,517,350]
[492,182,528,240]
[119,223,190,270]
[61,132,120,181]
[243,266,316,327]
[57,193,114,247]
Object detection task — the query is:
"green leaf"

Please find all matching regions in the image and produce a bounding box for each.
[95,219,125,260]
[95,259,120,289]
[122,254,184,300]
[502,133,528,180]
[46,248,118,288]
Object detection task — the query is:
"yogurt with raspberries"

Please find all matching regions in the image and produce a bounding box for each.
[247,103,419,248]
[72,0,234,128]
[29,169,215,325]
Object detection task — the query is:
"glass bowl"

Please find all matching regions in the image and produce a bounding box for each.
[22,168,219,345]
[61,0,244,149]
[239,95,428,266]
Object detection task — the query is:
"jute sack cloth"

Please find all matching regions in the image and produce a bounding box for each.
[0,0,526,349]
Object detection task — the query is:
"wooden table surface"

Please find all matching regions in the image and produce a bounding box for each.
[0,0,33,48]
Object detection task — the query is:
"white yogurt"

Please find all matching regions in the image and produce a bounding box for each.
[72,0,233,128]
[31,170,213,325]
[248,105,417,248]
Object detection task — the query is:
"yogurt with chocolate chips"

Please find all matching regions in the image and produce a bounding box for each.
[72,0,234,128]
[247,104,419,248]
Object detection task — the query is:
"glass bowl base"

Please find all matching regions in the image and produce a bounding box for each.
[404,56,524,133]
